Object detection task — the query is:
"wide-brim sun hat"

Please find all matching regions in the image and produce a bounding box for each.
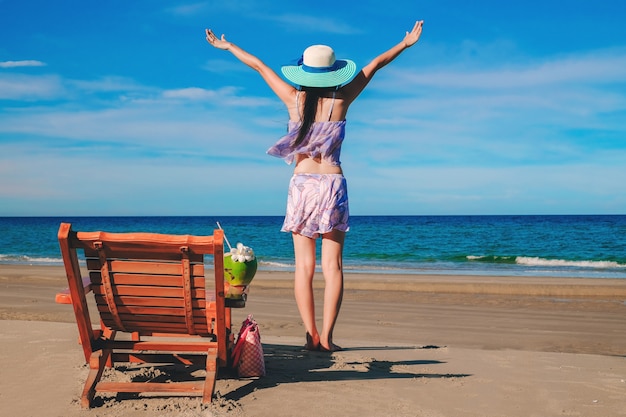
[281,45,357,88]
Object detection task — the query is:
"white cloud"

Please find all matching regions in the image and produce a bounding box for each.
[393,48,626,89]
[68,76,150,93]
[0,60,46,68]
[0,73,64,100]
[162,87,219,100]
[264,13,361,34]
[166,0,266,18]
[202,58,252,74]
[165,2,209,16]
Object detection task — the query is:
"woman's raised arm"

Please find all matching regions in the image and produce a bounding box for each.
[205,29,295,104]
[342,20,423,102]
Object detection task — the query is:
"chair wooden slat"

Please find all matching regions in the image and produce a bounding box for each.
[98,315,210,329]
[89,273,206,288]
[86,258,206,275]
[100,322,210,335]
[94,295,208,308]
[92,285,206,298]
[97,305,212,319]
[96,381,205,394]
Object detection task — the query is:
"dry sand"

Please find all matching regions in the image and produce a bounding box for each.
[1,265,625,416]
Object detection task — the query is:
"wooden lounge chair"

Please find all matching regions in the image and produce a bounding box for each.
[56,222,236,407]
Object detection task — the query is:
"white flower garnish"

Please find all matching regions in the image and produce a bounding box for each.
[230,242,256,262]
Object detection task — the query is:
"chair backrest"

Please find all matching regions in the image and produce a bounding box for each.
[58,223,227,360]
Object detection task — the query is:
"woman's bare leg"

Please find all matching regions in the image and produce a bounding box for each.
[292,232,320,349]
[319,229,345,351]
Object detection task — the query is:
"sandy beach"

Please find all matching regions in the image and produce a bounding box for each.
[1,265,625,416]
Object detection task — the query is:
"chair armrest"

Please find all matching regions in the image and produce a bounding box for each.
[55,276,92,304]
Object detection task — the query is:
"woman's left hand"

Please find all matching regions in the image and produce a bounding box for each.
[403,20,424,48]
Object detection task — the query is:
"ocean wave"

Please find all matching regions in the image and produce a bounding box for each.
[465,255,517,264]
[0,254,63,265]
[466,255,625,270]
[515,256,626,269]
[257,260,294,270]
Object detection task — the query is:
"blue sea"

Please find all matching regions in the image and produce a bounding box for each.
[1,215,625,279]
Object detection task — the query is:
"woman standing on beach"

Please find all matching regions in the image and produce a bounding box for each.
[206,21,423,352]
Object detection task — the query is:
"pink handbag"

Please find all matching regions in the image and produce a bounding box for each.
[231,315,266,378]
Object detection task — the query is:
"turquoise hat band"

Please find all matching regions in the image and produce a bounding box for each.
[281,59,357,88]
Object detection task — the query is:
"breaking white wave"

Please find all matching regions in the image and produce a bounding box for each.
[0,254,62,264]
[516,257,625,269]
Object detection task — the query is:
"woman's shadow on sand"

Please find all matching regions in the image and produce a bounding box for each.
[221,343,471,401]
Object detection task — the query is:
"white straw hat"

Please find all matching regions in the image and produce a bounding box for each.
[281,45,357,88]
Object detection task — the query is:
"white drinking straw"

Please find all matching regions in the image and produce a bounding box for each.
[215,222,233,251]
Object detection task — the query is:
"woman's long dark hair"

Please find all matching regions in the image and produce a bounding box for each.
[293,87,334,147]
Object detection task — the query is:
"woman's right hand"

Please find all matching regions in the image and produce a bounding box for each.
[205,29,230,50]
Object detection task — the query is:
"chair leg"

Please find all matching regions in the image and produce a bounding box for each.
[203,347,218,404]
[81,349,111,408]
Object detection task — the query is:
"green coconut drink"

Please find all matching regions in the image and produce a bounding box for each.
[223,242,257,305]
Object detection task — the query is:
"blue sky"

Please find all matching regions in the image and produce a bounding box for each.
[1,0,625,216]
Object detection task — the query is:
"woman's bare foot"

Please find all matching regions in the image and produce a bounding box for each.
[304,332,320,351]
[319,341,342,352]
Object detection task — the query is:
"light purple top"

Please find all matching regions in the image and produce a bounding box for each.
[266,120,346,166]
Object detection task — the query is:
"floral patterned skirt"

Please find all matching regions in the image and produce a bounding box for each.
[281,173,349,238]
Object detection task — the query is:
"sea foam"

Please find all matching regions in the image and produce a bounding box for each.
[516,256,625,269]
